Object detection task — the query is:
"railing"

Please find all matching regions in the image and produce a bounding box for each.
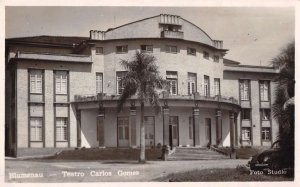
[161,30,184,39]
[14,51,92,63]
[73,92,239,105]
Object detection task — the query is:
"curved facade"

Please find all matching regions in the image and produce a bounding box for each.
[5,14,279,157]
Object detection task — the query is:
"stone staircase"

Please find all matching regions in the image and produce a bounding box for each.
[167,147,229,161]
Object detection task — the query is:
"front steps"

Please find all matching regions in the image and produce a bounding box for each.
[167,147,229,161]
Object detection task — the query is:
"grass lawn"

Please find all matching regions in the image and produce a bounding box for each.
[45,147,162,161]
[156,167,293,181]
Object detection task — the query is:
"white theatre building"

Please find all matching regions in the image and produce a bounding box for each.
[5,14,279,157]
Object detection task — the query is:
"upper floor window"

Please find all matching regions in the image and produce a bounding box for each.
[141,45,153,53]
[96,47,103,54]
[116,71,127,95]
[56,117,68,141]
[204,75,210,97]
[260,80,270,101]
[116,45,128,53]
[214,78,220,96]
[239,79,250,101]
[241,108,251,120]
[96,73,103,94]
[213,55,220,62]
[261,109,271,121]
[55,71,68,95]
[187,48,196,56]
[188,73,197,95]
[29,69,43,94]
[166,45,177,53]
[166,71,178,95]
[30,117,43,141]
[203,51,209,60]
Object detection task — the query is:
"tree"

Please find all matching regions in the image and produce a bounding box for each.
[117,51,166,163]
[271,41,295,169]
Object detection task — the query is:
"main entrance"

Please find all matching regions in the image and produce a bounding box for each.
[169,116,179,147]
[117,117,129,147]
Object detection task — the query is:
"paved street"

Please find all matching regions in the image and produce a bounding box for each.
[5,159,247,182]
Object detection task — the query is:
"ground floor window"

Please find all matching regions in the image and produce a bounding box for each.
[261,127,271,141]
[56,117,68,141]
[241,127,251,141]
[30,117,43,141]
[144,116,155,146]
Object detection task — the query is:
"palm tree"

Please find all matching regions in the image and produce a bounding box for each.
[271,41,295,169]
[117,51,166,163]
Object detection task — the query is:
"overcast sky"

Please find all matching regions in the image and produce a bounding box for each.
[5,6,294,66]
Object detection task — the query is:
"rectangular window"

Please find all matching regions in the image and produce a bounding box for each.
[116,45,128,53]
[214,55,220,62]
[239,79,250,101]
[241,108,251,120]
[242,127,251,141]
[141,45,153,53]
[214,78,220,96]
[56,117,68,141]
[166,71,178,95]
[204,75,210,97]
[30,117,43,141]
[189,116,193,140]
[187,48,196,56]
[144,116,155,140]
[29,69,43,94]
[96,73,103,94]
[188,73,197,95]
[260,80,270,101]
[203,51,209,59]
[116,71,127,95]
[166,45,177,53]
[96,47,103,54]
[262,127,271,141]
[261,109,271,121]
[55,71,68,95]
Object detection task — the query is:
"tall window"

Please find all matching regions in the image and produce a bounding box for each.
[141,45,153,53]
[261,109,271,120]
[166,71,178,95]
[166,45,177,53]
[239,79,250,101]
[96,73,103,94]
[204,75,210,97]
[116,71,127,95]
[56,117,68,141]
[214,78,220,96]
[55,71,68,94]
[188,73,197,95]
[189,116,193,140]
[242,127,251,141]
[30,117,43,141]
[241,108,251,120]
[144,116,155,140]
[260,80,270,101]
[29,69,43,94]
[261,127,271,141]
[116,45,128,53]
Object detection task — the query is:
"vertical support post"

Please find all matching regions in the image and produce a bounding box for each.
[216,110,222,146]
[75,104,81,147]
[130,106,137,147]
[97,107,105,147]
[230,111,236,158]
[163,107,170,146]
[193,107,200,146]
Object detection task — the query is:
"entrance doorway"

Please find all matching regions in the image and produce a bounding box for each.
[205,118,212,146]
[169,116,179,148]
[144,116,155,147]
[117,117,129,147]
